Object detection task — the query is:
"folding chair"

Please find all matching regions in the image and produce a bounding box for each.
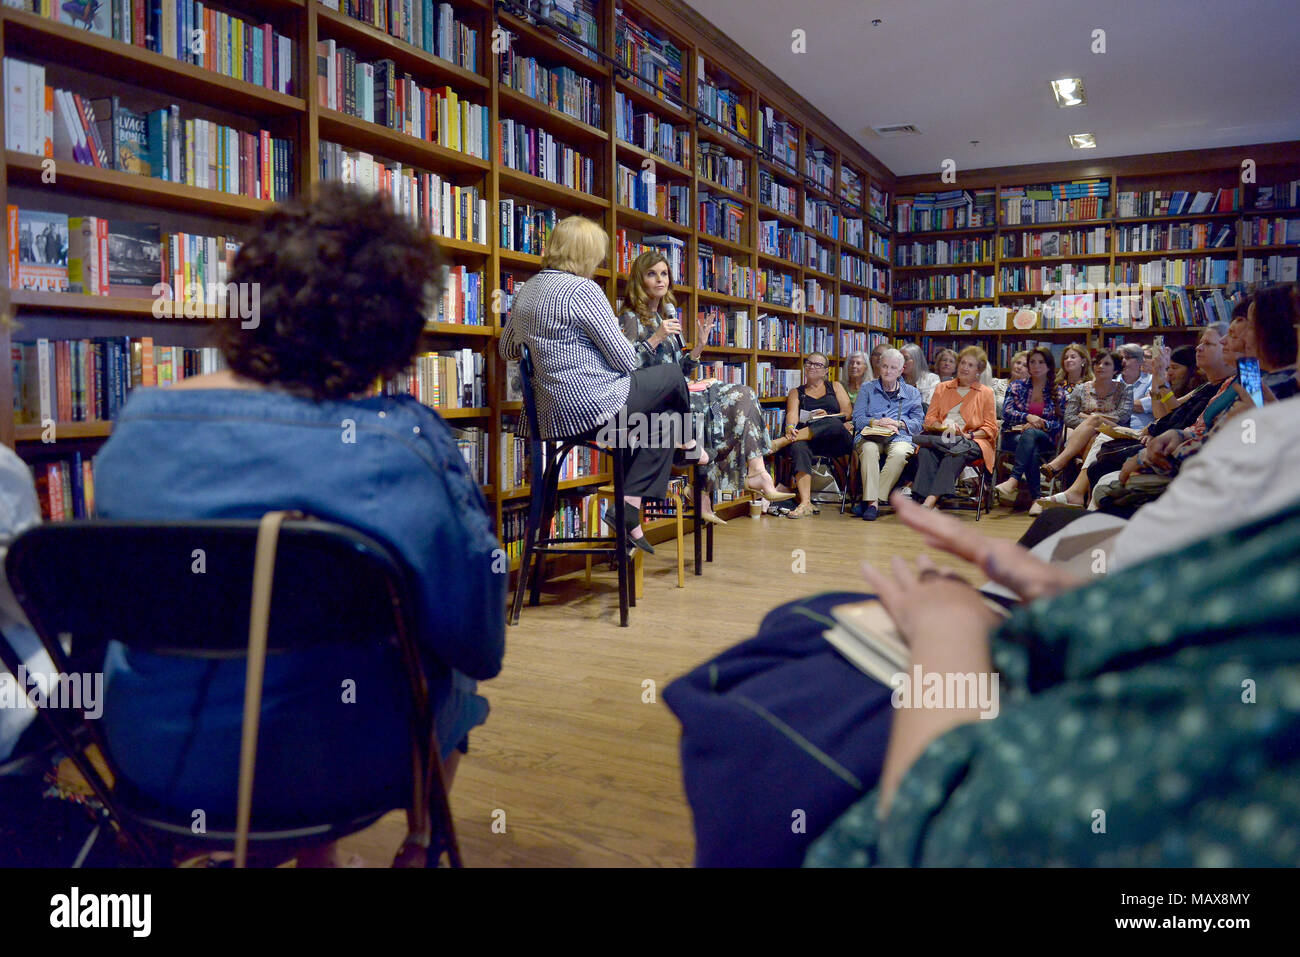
[0,516,462,868]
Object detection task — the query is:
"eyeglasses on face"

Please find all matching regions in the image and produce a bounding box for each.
[804,360,826,368]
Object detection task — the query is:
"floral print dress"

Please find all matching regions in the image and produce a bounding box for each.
[621,309,772,498]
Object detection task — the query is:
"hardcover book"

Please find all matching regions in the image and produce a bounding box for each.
[106,220,161,297]
[9,207,70,292]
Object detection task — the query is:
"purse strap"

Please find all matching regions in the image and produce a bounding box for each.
[234,510,299,868]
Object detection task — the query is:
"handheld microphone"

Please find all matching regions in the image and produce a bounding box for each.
[664,300,684,352]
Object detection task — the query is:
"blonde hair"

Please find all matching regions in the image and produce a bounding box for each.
[842,350,870,390]
[624,250,679,332]
[932,347,960,376]
[1057,342,1095,387]
[957,345,988,374]
[1009,349,1031,377]
[540,216,608,277]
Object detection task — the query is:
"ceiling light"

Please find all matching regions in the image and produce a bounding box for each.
[1068,133,1097,149]
[1051,78,1087,107]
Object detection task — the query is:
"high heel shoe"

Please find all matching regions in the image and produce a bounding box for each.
[745,474,796,502]
[621,501,654,555]
[700,512,728,526]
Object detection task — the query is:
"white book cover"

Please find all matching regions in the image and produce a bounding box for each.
[977,306,1007,330]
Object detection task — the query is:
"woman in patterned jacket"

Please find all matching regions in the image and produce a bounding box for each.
[620,250,793,524]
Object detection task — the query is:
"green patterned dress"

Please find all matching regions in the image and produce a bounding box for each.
[806,498,1300,867]
[621,308,772,498]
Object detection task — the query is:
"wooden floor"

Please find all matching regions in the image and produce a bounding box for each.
[339,499,1036,867]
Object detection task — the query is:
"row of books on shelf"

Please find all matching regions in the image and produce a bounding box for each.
[840,330,891,358]
[895,236,994,267]
[805,237,833,275]
[615,93,688,167]
[1115,188,1239,218]
[502,200,557,256]
[803,279,831,316]
[699,306,750,348]
[843,218,864,250]
[839,295,890,327]
[498,414,603,489]
[316,44,491,157]
[756,314,798,352]
[320,143,490,244]
[3,1,295,93]
[698,194,747,244]
[500,492,603,562]
[757,108,798,171]
[7,205,237,299]
[755,362,799,399]
[758,169,797,216]
[694,360,747,387]
[448,426,490,486]
[869,184,889,224]
[697,245,754,297]
[697,142,747,195]
[1002,228,1108,258]
[895,190,997,232]
[320,1,481,72]
[519,0,600,63]
[5,61,295,199]
[839,254,888,291]
[1113,256,1243,286]
[616,165,690,224]
[805,199,839,239]
[612,231,684,276]
[1241,217,1300,246]
[376,348,486,410]
[895,272,995,301]
[615,6,684,102]
[501,48,603,128]
[1114,221,1233,252]
[840,167,863,209]
[1241,254,1300,283]
[868,231,890,261]
[805,145,833,192]
[760,269,796,308]
[999,263,1110,293]
[498,118,596,192]
[695,63,750,141]
[1000,181,1108,224]
[801,324,833,356]
[758,221,801,263]
[1253,181,1300,210]
[32,453,94,521]
[14,338,224,425]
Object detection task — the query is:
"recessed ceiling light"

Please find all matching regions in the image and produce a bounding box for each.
[1051,78,1087,107]
[1068,133,1097,149]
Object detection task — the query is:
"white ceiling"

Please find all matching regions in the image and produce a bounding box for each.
[681,0,1300,176]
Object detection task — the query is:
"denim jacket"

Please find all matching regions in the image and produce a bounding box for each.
[93,387,505,809]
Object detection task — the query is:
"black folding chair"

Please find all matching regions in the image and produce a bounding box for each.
[510,345,634,626]
[0,517,462,867]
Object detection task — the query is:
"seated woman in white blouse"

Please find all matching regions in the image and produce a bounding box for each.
[900,343,941,407]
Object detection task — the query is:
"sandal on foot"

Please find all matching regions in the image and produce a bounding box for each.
[786,502,815,519]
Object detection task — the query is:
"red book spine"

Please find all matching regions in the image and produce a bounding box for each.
[260,129,271,200]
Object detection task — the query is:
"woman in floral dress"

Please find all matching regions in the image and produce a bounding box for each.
[620,251,793,523]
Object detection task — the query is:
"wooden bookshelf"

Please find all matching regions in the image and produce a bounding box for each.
[1,0,898,564]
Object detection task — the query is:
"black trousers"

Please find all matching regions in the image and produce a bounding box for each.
[1087,438,1142,489]
[621,364,692,498]
[911,434,982,499]
[789,419,854,475]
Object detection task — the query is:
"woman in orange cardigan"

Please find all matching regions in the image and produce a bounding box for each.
[910,345,999,509]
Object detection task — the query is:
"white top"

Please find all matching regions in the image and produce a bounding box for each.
[0,445,45,761]
[944,387,971,429]
[913,371,941,405]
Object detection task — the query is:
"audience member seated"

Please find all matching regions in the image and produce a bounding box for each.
[1095,284,1300,514]
[1116,342,1156,431]
[910,346,999,510]
[1056,342,1093,394]
[1031,348,1132,514]
[863,341,888,383]
[1064,324,1233,511]
[775,352,855,519]
[500,217,700,555]
[993,347,1067,508]
[900,343,940,407]
[93,185,506,865]
[992,350,1029,420]
[0,444,45,763]
[931,347,959,384]
[619,251,791,525]
[841,350,870,406]
[850,348,922,521]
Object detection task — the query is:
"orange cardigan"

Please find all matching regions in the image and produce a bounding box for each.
[923,380,1000,471]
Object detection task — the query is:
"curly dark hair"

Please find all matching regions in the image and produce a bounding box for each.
[216,182,445,399]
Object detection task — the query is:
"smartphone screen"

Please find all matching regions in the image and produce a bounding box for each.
[1238,357,1264,407]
